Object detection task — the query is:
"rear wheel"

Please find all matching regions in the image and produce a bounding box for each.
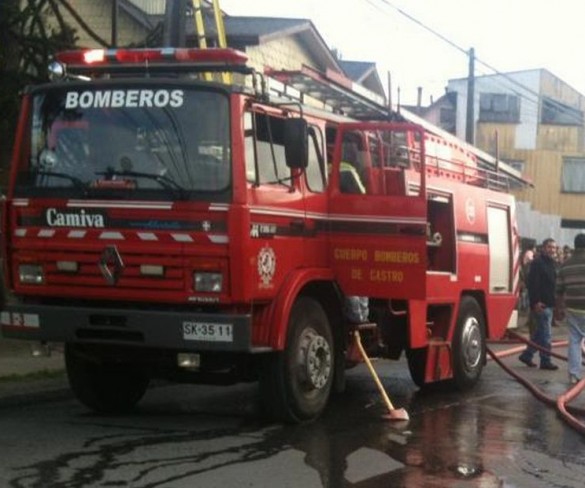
[260,297,334,423]
[65,344,150,413]
[451,296,486,390]
[406,346,427,388]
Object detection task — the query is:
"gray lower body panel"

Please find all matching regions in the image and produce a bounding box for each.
[1,304,256,352]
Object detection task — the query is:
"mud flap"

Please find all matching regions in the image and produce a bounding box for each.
[425,340,453,382]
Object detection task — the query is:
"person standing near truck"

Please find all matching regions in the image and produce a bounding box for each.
[555,233,585,384]
[519,238,559,370]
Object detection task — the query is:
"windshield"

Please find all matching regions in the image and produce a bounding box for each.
[16,84,230,200]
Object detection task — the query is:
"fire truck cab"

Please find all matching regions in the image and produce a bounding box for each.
[1,47,521,422]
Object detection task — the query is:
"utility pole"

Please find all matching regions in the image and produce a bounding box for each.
[465,47,475,144]
[163,0,187,47]
[387,71,393,111]
[111,0,118,47]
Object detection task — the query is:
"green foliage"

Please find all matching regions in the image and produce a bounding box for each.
[0,0,78,176]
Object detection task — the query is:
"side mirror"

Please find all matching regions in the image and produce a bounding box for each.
[283,118,308,169]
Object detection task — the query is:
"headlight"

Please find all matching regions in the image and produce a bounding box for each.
[56,261,79,273]
[19,264,44,284]
[140,264,164,277]
[193,272,222,293]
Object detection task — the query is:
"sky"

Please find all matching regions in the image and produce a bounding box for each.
[220,0,583,106]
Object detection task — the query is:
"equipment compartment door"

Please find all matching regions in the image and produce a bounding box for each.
[327,122,427,299]
[487,205,512,293]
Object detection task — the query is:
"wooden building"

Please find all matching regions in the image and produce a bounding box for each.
[446,70,585,246]
[53,0,385,101]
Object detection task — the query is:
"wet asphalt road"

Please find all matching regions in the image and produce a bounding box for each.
[1,350,584,488]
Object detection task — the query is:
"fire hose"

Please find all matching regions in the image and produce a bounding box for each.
[486,329,585,435]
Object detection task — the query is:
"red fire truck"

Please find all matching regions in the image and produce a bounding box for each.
[0,47,521,422]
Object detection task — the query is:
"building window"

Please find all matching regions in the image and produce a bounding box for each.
[562,157,585,193]
[479,93,520,123]
[503,159,525,173]
[541,97,584,126]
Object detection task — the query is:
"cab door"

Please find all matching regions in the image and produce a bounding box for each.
[243,109,309,300]
[328,122,427,299]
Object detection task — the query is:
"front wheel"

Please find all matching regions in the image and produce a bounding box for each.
[260,297,334,423]
[65,344,150,414]
[451,296,486,390]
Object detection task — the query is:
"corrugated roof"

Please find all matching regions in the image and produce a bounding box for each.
[188,15,341,71]
[222,17,312,43]
[117,6,358,76]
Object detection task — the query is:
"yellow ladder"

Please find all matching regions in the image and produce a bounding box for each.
[191,0,230,83]
[192,0,208,49]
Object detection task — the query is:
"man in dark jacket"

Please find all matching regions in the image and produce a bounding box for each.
[519,237,559,370]
[555,233,585,384]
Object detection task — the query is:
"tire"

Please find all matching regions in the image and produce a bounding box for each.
[406,346,427,388]
[65,344,150,414]
[260,297,334,423]
[451,296,486,390]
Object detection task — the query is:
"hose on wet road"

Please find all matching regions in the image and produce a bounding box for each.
[486,330,585,435]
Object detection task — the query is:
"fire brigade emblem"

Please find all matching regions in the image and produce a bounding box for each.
[99,245,124,285]
[257,245,276,287]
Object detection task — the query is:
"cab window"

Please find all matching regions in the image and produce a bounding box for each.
[305,125,326,193]
[244,111,290,185]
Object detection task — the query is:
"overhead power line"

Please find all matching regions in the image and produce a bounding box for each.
[369,0,585,126]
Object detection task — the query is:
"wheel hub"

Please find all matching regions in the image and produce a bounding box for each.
[300,331,332,390]
[462,317,481,369]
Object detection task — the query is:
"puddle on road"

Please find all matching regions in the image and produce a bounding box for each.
[7,365,585,487]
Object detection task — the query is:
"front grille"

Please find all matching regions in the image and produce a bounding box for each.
[18,248,186,291]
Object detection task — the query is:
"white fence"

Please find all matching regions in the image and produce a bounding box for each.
[516,201,585,248]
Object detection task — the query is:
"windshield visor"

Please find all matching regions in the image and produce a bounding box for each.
[16,85,230,199]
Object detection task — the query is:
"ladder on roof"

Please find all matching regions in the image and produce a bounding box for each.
[266,65,530,189]
[191,0,230,83]
[266,64,390,120]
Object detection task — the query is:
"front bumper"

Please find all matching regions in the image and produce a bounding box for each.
[1,304,258,353]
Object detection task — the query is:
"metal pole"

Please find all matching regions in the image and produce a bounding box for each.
[465,47,475,144]
[387,71,393,111]
[111,0,118,47]
[163,0,187,47]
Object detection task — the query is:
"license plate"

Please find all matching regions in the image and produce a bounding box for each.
[182,321,233,342]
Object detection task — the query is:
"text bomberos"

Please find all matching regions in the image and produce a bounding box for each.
[64,89,184,109]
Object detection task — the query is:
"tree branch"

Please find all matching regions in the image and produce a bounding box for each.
[54,0,109,47]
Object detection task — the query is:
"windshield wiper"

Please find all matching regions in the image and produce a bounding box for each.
[95,169,188,198]
[34,170,89,194]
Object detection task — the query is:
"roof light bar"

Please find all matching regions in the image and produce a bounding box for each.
[114,48,167,64]
[84,49,105,64]
[55,48,248,67]
[174,48,248,65]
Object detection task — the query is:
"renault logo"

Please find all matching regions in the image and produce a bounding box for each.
[99,245,124,285]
